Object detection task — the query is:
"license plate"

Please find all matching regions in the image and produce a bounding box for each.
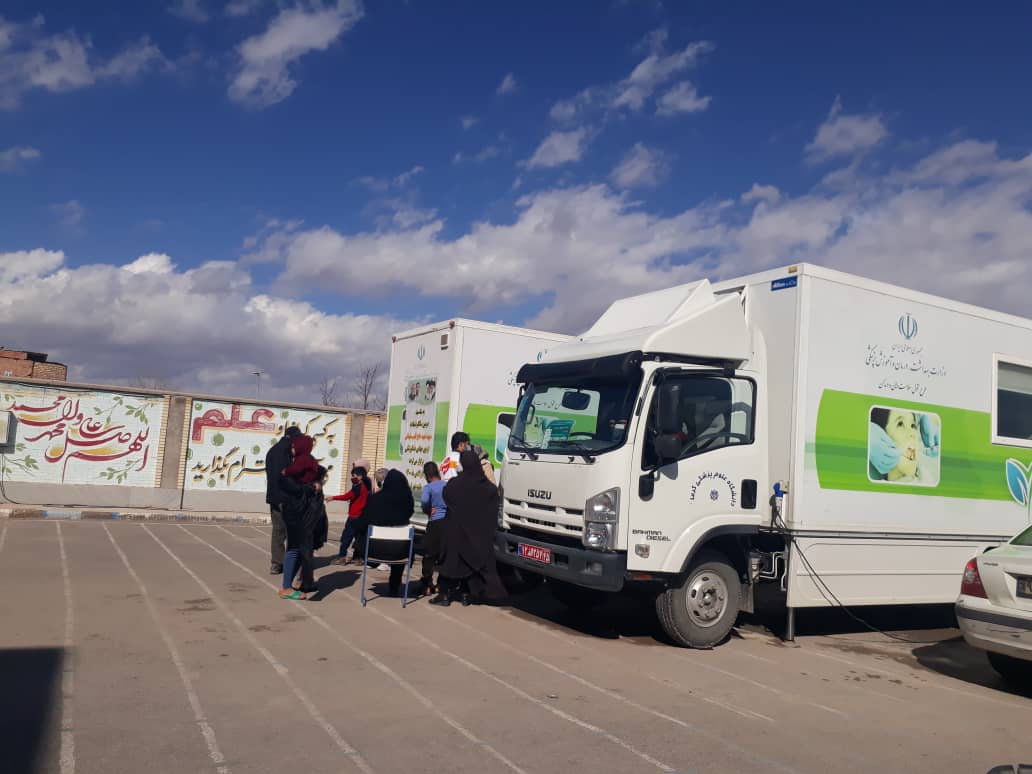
[1018,577,1032,599]
[518,543,552,565]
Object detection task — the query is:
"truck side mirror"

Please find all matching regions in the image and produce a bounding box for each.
[498,413,515,429]
[656,382,682,435]
[653,434,682,464]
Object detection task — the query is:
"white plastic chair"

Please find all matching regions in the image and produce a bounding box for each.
[360,525,416,608]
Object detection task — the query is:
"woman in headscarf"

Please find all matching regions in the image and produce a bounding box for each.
[362,469,416,597]
[278,461,327,600]
[431,450,507,606]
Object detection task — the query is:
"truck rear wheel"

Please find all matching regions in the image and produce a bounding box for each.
[656,550,740,648]
[547,579,607,609]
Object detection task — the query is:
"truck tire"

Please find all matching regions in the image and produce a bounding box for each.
[656,550,740,648]
[499,564,545,594]
[547,579,607,610]
[987,652,1032,686]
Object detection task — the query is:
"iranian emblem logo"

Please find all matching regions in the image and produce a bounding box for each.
[898,313,918,340]
[417,345,426,361]
[1005,459,1032,520]
[709,490,719,501]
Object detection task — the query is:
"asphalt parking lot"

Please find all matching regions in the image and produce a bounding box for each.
[2,519,1030,774]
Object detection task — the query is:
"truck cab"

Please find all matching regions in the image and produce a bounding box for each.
[495,280,775,648]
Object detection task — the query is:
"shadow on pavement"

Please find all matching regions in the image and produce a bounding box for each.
[913,638,1032,699]
[0,646,63,774]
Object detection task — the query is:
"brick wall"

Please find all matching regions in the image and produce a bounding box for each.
[31,362,68,381]
[0,351,67,381]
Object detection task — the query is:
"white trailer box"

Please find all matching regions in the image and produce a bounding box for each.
[496,264,1032,646]
[385,319,570,499]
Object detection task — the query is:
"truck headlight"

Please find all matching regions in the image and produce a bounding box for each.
[583,487,619,550]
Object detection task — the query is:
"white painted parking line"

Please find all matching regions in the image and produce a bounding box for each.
[442,606,777,723]
[56,522,75,774]
[211,525,678,773]
[434,609,814,774]
[104,524,231,774]
[194,526,528,774]
[141,525,377,774]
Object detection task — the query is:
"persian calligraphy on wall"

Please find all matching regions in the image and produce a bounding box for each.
[0,384,166,485]
[184,400,350,493]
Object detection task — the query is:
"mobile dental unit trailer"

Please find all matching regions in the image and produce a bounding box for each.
[385,319,569,524]
[495,263,1032,647]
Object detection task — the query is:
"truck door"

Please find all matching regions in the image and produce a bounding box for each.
[628,371,765,573]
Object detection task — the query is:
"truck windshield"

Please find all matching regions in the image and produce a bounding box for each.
[510,376,642,456]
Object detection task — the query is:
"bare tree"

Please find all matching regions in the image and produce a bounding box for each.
[351,361,386,410]
[319,376,343,407]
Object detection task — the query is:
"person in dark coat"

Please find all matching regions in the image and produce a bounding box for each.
[431,450,507,606]
[265,425,301,575]
[278,464,327,599]
[362,469,415,597]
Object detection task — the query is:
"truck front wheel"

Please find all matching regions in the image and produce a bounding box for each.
[656,550,740,648]
[547,579,607,610]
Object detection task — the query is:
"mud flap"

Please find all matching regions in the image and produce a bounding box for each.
[739,581,754,614]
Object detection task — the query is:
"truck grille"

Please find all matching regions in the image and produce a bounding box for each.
[504,498,583,537]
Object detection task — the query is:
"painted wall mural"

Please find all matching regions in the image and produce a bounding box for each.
[185,400,350,494]
[0,383,166,485]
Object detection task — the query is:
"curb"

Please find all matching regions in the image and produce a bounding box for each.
[0,507,288,525]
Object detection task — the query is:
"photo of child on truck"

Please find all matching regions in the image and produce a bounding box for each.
[868,405,941,486]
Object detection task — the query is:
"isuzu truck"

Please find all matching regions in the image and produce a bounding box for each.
[385,319,568,525]
[495,264,1032,647]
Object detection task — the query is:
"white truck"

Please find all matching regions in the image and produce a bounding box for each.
[385,319,569,527]
[495,263,1032,647]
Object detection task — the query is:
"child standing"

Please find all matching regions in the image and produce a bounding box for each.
[419,461,448,595]
[327,466,371,564]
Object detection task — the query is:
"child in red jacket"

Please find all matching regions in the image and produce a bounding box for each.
[328,466,371,564]
[282,434,320,484]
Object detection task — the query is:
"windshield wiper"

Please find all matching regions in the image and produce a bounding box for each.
[548,440,597,464]
[508,438,539,460]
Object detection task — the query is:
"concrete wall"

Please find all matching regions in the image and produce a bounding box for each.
[0,377,385,513]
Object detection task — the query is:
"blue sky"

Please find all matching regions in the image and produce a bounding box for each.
[2,1,1031,401]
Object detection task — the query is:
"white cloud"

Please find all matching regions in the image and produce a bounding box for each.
[806,97,888,163]
[453,145,500,165]
[0,145,40,171]
[741,183,781,206]
[526,128,590,169]
[549,39,713,123]
[228,0,364,108]
[0,248,64,283]
[357,164,424,192]
[242,139,1032,336]
[496,72,517,95]
[225,0,265,16]
[168,0,209,23]
[0,249,414,400]
[612,42,713,111]
[656,80,710,115]
[0,16,167,108]
[610,143,671,189]
[51,200,85,228]
[460,115,478,130]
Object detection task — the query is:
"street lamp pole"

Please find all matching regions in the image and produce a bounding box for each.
[253,371,262,398]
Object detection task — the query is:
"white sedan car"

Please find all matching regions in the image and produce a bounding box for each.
[956,524,1032,685]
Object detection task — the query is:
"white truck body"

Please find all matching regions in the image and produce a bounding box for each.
[385,319,569,523]
[496,264,1032,645]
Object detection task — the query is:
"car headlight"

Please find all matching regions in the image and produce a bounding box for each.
[583,487,619,549]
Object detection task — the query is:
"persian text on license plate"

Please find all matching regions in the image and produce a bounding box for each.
[518,543,552,565]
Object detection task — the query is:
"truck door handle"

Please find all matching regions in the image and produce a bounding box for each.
[741,479,757,509]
